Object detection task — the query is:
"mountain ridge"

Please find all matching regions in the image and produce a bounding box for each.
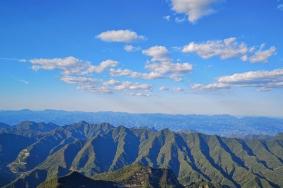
[0,121,282,187]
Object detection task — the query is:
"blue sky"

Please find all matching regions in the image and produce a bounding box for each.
[0,0,283,116]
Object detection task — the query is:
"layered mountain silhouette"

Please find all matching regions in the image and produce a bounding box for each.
[1,110,283,136]
[0,121,283,187]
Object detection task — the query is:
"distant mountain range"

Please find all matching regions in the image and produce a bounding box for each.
[0,121,283,187]
[1,109,283,136]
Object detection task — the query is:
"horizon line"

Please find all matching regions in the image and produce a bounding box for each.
[1,108,283,119]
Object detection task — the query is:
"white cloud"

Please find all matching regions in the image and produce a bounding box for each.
[30,57,117,75]
[111,45,192,81]
[248,46,276,63]
[182,37,276,63]
[182,37,248,59]
[171,0,223,23]
[88,59,118,73]
[145,60,192,74]
[124,45,140,52]
[192,68,283,91]
[142,45,169,62]
[30,57,113,94]
[145,60,192,81]
[31,56,78,71]
[143,45,193,81]
[96,29,144,43]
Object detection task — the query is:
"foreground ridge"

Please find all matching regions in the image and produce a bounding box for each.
[37,164,184,188]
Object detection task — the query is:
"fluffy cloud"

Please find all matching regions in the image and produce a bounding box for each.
[192,68,283,91]
[248,46,276,63]
[111,45,192,81]
[183,37,247,59]
[30,56,117,75]
[31,57,110,93]
[31,56,78,71]
[145,60,192,81]
[171,0,223,23]
[143,45,192,81]
[142,45,169,61]
[182,37,276,63]
[88,59,118,73]
[96,29,144,43]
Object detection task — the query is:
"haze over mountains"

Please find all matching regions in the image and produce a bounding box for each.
[0,121,283,187]
[1,110,283,137]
